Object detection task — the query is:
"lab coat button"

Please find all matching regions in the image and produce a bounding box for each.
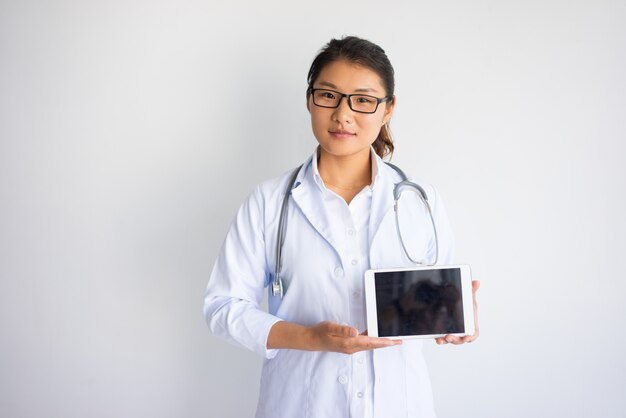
[347,229,355,236]
[351,259,358,266]
[353,291,360,298]
[338,375,348,385]
[357,357,364,364]
[357,392,364,398]
[334,267,344,278]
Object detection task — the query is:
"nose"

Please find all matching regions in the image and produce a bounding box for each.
[332,95,354,124]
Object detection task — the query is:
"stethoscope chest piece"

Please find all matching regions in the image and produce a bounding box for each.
[272,275,283,298]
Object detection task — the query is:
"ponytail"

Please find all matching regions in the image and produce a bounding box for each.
[373,122,394,160]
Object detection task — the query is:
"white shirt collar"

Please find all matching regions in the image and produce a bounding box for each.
[311,146,381,193]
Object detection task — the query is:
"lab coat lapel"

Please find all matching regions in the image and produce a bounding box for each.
[368,161,396,265]
[290,166,342,261]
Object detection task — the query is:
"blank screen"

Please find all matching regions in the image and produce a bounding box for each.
[374,268,464,337]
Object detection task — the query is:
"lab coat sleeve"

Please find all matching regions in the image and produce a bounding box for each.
[203,185,282,359]
[427,184,455,265]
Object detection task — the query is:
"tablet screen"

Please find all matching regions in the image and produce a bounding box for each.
[374,268,465,337]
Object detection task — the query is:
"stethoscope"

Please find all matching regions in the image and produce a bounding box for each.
[272,162,439,298]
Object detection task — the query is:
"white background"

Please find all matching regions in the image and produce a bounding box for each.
[1,1,625,417]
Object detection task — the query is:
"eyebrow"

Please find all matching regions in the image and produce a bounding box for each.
[316,81,379,93]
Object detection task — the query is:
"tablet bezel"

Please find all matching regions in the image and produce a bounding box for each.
[364,264,474,339]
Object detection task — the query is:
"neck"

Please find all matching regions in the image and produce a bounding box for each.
[317,147,372,189]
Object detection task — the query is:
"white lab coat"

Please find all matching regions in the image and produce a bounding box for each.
[204,148,455,418]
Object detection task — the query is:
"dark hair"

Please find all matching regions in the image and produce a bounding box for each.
[306,36,396,159]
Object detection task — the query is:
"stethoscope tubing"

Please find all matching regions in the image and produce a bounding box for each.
[272,162,439,298]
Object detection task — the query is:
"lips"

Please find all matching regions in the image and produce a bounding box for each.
[329,129,356,139]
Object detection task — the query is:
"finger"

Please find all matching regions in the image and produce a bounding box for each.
[361,336,401,347]
[471,283,480,340]
[328,323,358,338]
[435,337,448,345]
[462,332,477,342]
[471,326,479,340]
[360,329,368,336]
[351,336,401,350]
[445,335,464,345]
[472,284,479,309]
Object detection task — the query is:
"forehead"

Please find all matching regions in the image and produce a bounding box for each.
[314,60,385,94]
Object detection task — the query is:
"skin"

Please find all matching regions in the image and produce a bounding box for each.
[308,59,395,204]
[267,59,480,353]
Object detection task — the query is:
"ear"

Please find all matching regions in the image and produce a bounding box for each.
[383,96,396,122]
[306,94,311,112]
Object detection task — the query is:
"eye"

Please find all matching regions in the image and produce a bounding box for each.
[321,91,336,99]
[356,96,375,104]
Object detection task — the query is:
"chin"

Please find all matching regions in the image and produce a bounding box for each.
[318,142,371,159]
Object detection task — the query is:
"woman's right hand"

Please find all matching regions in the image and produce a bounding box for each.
[307,321,402,354]
[268,320,401,354]
[267,321,402,354]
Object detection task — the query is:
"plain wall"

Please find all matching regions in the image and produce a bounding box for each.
[1,0,625,417]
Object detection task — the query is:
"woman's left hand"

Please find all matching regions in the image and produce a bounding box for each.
[435,280,480,345]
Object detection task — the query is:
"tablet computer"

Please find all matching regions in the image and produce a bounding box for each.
[364,265,474,339]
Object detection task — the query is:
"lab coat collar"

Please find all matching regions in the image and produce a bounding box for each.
[290,155,340,260]
[290,147,398,266]
[310,146,381,192]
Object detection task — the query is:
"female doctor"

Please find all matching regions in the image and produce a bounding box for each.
[204,36,479,418]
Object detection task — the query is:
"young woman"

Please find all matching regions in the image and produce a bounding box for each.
[204,36,479,418]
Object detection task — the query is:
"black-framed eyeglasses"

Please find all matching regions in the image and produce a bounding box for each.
[308,88,392,114]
